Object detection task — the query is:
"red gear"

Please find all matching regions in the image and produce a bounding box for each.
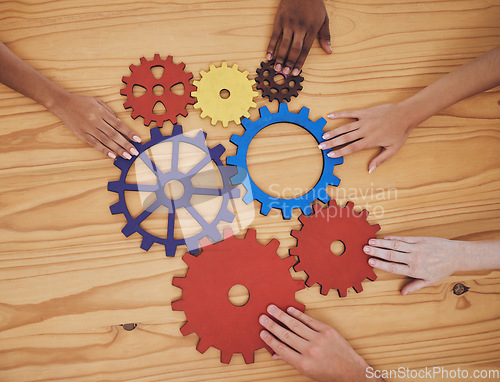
[172,229,305,364]
[120,54,195,127]
[291,201,381,297]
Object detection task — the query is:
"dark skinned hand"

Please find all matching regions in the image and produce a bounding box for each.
[267,0,332,76]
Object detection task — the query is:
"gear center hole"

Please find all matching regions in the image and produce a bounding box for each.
[164,180,185,200]
[228,284,250,307]
[153,85,165,96]
[330,240,345,256]
[273,74,285,85]
[219,89,231,99]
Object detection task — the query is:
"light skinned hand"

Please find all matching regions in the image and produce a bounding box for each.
[267,0,332,76]
[50,92,141,159]
[320,103,417,173]
[364,237,460,295]
[259,305,378,382]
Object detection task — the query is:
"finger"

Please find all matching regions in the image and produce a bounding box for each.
[291,35,314,75]
[363,246,409,265]
[401,279,428,295]
[383,236,421,244]
[93,128,132,160]
[322,121,359,140]
[283,31,306,75]
[319,129,362,150]
[318,14,332,54]
[100,119,139,158]
[368,148,396,174]
[368,238,414,253]
[260,330,302,365]
[274,28,293,72]
[97,99,141,144]
[97,98,117,117]
[266,22,282,60]
[327,140,365,158]
[286,306,330,333]
[266,305,316,340]
[368,258,411,276]
[327,110,360,120]
[259,314,308,353]
[85,133,116,159]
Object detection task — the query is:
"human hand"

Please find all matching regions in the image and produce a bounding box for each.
[50,92,141,159]
[259,305,377,382]
[320,103,418,173]
[364,237,460,295]
[267,0,332,76]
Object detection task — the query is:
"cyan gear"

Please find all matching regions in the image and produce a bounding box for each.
[226,103,343,219]
[108,125,240,257]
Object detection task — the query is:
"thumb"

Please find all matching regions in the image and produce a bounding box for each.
[318,15,332,54]
[401,279,428,295]
[368,148,395,173]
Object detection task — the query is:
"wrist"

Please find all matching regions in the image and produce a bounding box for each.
[44,86,72,118]
[395,96,432,131]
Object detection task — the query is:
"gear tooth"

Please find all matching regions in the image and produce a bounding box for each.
[107,181,121,193]
[150,127,163,140]
[205,227,222,242]
[313,203,322,214]
[140,57,148,65]
[179,62,186,70]
[223,228,234,240]
[182,253,197,267]
[305,275,316,288]
[171,277,186,289]
[278,102,289,114]
[290,229,302,238]
[220,351,232,364]
[170,298,184,311]
[313,117,327,131]
[367,269,378,281]
[120,88,127,96]
[267,238,280,252]
[298,107,310,118]
[109,201,124,214]
[172,124,183,136]
[129,64,137,72]
[242,191,254,204]
[318,193,331,204]
[231,63,237,70]
[225,155,237,166]
[221,210,236,222]
[199,70,207,77]
[153,53,161,61]
[345,201,355,210]
[260,203,271,216]
[298,214,308,224]
[242,70,249,77]
[210,118,217,126]
[353,282,363,293]
[211,144,226,158]
[222,119,229,128]
[140,237,154,251]
[180,321,195,336]
[242,351,254,364]
[282,207,292,220]
[320,285,330,296]
[282,256,296,269]
[200,111,207,118]
[259,106,271,118]
[234,118,242,125]
[371,224,381,235]
[300,204,312,215]
[229,134,243,146]
[121,222,137,237]
[143,117,152,127]
[196,338,211,354]
[209,64,217,71]
[338,288,348,298]
[245,229,257,241]
[199,237,213,248]
[123,101,130,108]
[292,261,303,272]
[131,110,139,119]
[166,55,173,62]
[241,118,254,130]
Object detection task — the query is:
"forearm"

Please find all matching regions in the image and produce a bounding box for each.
[455,240,500,272]
[0,41,69,111]
[399,46,500,126]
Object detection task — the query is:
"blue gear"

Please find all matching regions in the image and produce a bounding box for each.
[108,125,240,257]
[226,103,343,219]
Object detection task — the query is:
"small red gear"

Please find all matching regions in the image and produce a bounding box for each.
[255,59,304,103]
[120,54,196,127]
[172,229,305,364]
[291,201,381,297]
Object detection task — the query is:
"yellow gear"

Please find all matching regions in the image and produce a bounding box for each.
[193,62,258,127]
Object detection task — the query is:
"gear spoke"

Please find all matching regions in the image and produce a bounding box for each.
[185,204,209,229]
[186,154,212,177]
[192,187,223,196]
[122,183,159,192]
[139,152,162,178]
[133,199,162,226]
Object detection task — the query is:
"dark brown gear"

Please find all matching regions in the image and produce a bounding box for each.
[255,59,304,103]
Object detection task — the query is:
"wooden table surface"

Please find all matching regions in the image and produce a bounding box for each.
[1,0,499,381]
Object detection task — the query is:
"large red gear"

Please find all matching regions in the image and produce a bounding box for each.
[120,54,196,127]
[291,201,381,297]
[171,229,305,364]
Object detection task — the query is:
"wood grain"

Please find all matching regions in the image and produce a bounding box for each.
[0,0,499,380]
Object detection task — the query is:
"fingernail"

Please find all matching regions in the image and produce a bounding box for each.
[291,68,300,76]
[266,53,272,61]
[369,259,375,266]
[123,152,132,160]
[364,246,371,254]
[369,165,376,174]
[133,135,141,143]
[287,306,295,313]
[283,66,291,75]
[327,152,336,158]
[259,315,268,324]
[260,331,267,339]
[275,63,282,72]
[130,148,139,156]
[267,305,277,314]
[108,152,116,159]
[318,143,325,149]
[328,113,335,118]
[322,133,330,140]
[328,41,333,53]
[369,239,376,245]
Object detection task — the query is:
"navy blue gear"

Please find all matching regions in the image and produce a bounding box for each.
[108,125,240,256]
[226,103,343,219]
